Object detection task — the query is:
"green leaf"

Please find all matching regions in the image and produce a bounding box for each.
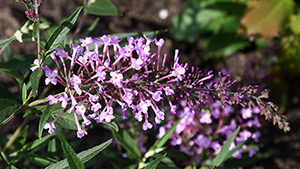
[30,67,42,97]
[15,125,29,151]
[204,33,249,58]
[22,83,27,104]
[47,137,57,159]
[209,126,240,167]
[38,104,60,139]
[290,13,300,34]
[32,21,40,40]
[85,0,121,16]
[171,5,225,42]
[0,36,16,49]
[44,6,83,51]
[22,134,53,152]
[223,136,252,162]
[0,54,36,71]
[59,134,85,169]
[143,154,166,169]
[238,0,294,39]
[112,127,142,161]
[51,108,78,130]
[102,121,119,132]
[22,154,57,167]
[146,115,185,157]
[46,138,112,169]
[9,165,18,169]
[2,44,13,62]
[0,98,20,125]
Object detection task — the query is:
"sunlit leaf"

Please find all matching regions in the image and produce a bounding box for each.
[85,0,121,16]
[238,0,294,39]
[44,6,83,51]
[0,36,15,49]
[102,121,119,132]
[290,13,300,34]
[59,134,85,169]
[46,138,112,169]
[143,154,166,169]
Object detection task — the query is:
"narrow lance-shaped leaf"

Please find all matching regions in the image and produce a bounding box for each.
[59,134,85,169]
[102,121,119,132]
[47,137,57,159]
[22,153,57,167]
[112,127,142,161]
[32,21,40,40]
[0,36,16,49]
[46,138,113,169]
[143,154,166,169]
[38,103,60,139]
[209,126,240,167]
[22,83,28,104]
[22,134,53,152]
[15,125,29,151]
[44,6,83,51]
[146,114,186,157]
[30,67,42,97]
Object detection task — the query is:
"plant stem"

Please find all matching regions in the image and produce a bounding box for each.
[34,0,41,62]
[2,113,32,153]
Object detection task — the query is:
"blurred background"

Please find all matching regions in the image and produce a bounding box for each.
[1,0,300,168]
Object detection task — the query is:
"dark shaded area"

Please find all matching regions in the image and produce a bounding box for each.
[1,0,300,169]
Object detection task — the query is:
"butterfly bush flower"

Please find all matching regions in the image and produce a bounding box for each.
[157,99,263,162]
[42,35,289,138]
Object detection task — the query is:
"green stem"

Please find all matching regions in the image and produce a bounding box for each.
[2,114,32,153]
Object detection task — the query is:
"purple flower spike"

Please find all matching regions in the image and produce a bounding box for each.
[199,112,212,124]
[172,64,186,81]
[44,122,56,134]
[110,71,123,88]
[44,67,58,85]
[152,91,163,102]
[30,59,40,71]
[131,58,143,70]
[48,95,58,105]
[80,37,93,47]
[143,121,153,130]
[241,108,252,119]
[164,86,174,96]
[77,129,88,138]
[75,104,86,115]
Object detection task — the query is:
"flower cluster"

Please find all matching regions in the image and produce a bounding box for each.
[157,99,261,162]
[38,35,289,138]
[18,0,42,22]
